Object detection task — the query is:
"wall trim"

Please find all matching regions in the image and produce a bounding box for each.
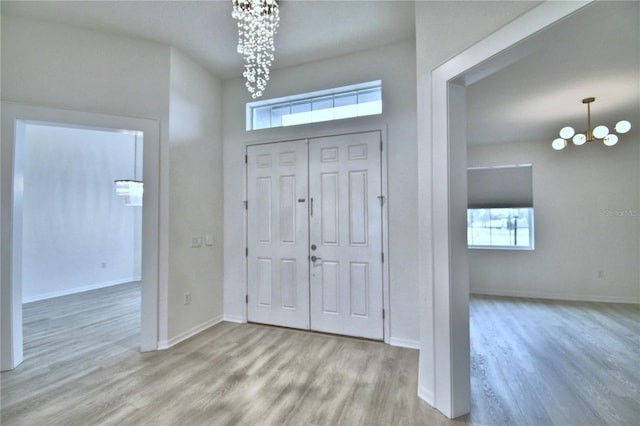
[389,337,420,350]
[471,289,639,305]
[157,315,223,350]
[22,278,141,304]
[223,314,244,323]
[418,385,434,406]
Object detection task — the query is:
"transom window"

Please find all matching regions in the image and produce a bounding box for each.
[246,80,382,130]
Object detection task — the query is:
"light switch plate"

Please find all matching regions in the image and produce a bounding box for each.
[191,236,203,248]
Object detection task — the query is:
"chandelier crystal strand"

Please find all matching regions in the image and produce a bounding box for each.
[232,0,279,99]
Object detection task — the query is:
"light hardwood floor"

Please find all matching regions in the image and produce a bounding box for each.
[470,295,639,425]
[1,283,638,425]
[1,282,457,425]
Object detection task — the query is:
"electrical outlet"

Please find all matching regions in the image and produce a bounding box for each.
[184,292,192,305]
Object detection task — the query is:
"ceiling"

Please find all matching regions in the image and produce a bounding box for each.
[466,0,639,145]
[2,1,638,146]
[0,0,416,80]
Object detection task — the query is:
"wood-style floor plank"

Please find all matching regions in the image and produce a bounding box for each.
[470,295,639,426]
[2,283,461,426]
[2,283,638,425]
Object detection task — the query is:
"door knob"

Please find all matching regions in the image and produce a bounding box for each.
[311,244,317,251]
[310,255,322,262]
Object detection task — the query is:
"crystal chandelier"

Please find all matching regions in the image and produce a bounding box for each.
[552,97,631,150]
[232,0,280,99]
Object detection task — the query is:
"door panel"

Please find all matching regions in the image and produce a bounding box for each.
[308,132,383,339]
[349,170,368,245]
[247,132,383,339]
[321,261,340,314]
[320,172,339,244]
[247,141,309,329]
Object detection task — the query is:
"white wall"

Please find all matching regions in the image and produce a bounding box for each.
[22,124,141,302]
[0,15,171,119]
[1,15,224,348]
[1,14,171,357]
[223,40,419,344]
[166,48,224,343]
[468,138,640,303]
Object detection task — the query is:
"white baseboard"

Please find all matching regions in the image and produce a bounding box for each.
[389,337,420,350]
[471,288,640,304]
[222,314,244,323]
[157,315,224,350]
[418,385,434,406]
[22,278,138,303]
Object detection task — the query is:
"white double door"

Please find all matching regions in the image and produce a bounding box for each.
[247,131,384,340]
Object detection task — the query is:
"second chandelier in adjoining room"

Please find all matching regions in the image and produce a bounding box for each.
[232,0,280,99]
[552,97,631,150]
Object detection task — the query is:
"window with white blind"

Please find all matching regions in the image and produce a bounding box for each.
[467,165,534,250]
[246,81,382,130]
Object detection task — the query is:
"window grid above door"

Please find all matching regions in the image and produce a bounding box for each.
[246,81,382,131]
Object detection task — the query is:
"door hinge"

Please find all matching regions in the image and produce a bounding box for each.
[245,154,248,164]
[243,200,248,210]
[246,295,249,304]
[377,195,385,206]
[380,139,383,152]
[382,309,385,320]
[381,252,384,263]
[245,248,248,257]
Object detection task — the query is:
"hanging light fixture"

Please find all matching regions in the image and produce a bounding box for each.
[115,180,143,206]
[115,133,143,206]
[232,0,280,99]
[552,97,631,150]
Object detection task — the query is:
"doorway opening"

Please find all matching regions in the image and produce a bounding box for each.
[19,123,143,364]
[421,1,593,418]
[2,104,161,371]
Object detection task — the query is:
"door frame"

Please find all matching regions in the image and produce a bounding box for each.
[1,103,161,370]
[243,126,391,343]
[418,1,593,417]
